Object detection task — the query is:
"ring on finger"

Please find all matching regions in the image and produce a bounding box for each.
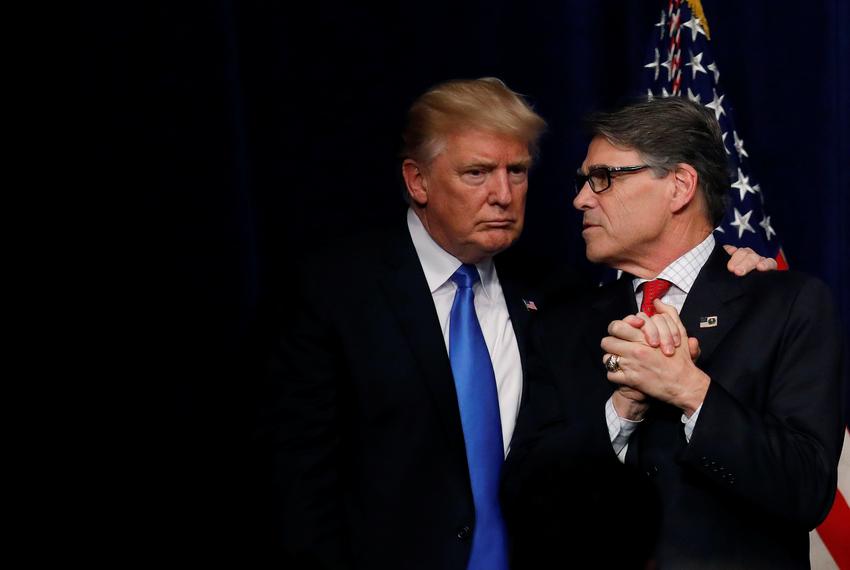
[605,354,621,373]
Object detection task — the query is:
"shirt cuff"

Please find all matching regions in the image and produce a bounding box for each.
[605,396,643,462]
[680,403,704,443]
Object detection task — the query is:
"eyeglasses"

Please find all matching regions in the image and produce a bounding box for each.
[574,165,650,194]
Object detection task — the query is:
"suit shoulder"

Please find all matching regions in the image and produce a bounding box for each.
[743,268,832,297]
[292,227,401,279]
[737,269,841,322]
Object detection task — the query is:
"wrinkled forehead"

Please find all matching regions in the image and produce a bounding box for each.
[432,127,533,163]
[582,135,642,169]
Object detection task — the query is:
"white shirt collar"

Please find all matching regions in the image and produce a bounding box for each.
[407,208,496,300]
[632,233,716,294]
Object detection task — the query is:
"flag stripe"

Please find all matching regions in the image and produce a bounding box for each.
[776,249,789,270]
[818,488,850,568]
[810,530,839,570]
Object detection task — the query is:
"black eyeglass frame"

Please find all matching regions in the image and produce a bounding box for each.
[574,164,651,194]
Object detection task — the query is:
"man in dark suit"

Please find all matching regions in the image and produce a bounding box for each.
[269,77,547,569]
[504,97,845,569]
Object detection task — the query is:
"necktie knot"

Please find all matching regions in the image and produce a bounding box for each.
[641,278,672,316]
[451,263,480,289]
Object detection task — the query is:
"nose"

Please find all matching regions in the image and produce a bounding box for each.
[572,182,595,211]
[489,169,513,207]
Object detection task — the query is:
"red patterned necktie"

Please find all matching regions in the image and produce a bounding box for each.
[640,279,671,316]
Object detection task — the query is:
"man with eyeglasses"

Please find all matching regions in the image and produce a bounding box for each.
[503,97,845,568]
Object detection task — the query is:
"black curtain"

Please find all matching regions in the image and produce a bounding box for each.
[82,0,849,559]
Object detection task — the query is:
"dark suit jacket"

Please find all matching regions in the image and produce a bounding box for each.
[267,218,545,569]
[504,246,846,569]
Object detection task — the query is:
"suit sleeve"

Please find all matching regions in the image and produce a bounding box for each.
[680,276,847,529]
[263,262,352,569]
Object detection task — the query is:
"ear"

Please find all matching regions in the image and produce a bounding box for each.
[402,159,428,206]
[669,163,699,214]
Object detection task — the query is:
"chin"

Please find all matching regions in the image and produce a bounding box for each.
[490,231,520,253]
[471,237,514,259]
[585,244,610,265]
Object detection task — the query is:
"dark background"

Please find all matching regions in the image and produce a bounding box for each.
[80,0,848,560]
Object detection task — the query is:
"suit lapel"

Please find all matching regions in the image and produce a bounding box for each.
[584,277,640,464]
[588,277,638,354]
[496,262,531,377]
[679,246,747,364]
[377,227,468,469]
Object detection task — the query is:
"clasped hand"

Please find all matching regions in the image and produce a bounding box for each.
[602,299,710,420]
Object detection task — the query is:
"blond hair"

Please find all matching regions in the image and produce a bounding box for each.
[401,77,547,164]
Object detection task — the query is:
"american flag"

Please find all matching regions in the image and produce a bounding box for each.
[642,0,787,268]
[641,1,849,567]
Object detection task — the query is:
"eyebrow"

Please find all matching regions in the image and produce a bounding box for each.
[458,157,532,170]
[460,160,497,170]
[508,158,533,169]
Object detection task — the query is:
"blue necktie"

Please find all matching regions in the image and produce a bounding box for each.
[449,264,508,570]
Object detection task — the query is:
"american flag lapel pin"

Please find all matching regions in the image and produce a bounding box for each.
[522,299,538,312]
[699,316,718,328]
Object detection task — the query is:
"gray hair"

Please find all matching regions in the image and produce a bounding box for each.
[586,97,730,226]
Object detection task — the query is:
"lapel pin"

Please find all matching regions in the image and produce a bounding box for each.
[522,299,538,312]
[699,315,718,328]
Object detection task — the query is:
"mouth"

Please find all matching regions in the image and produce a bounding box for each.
[480,220,515,228]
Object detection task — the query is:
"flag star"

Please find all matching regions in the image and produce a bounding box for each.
[752,183,761,193]
[655,9,667,39]
[682,16,707,42]
[661,47,676,82]
[661,86,670,98]
[687,87,701,104]
[722,131,730,155]
[686,50,707,79]
[759,215,777,241]
[733,130,749,159]
[708,62,720,83]
[705,89,726,121]
[730,207,755,239]
[731,168,756,201]
[645,48,661,81]
[647,89,655,101]
[714,225,726,234]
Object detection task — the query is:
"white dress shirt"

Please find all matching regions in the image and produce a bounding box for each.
[407,209,523,457]
[607,234,716,461]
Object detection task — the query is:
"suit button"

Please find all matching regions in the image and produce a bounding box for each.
[457,525,472,541]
